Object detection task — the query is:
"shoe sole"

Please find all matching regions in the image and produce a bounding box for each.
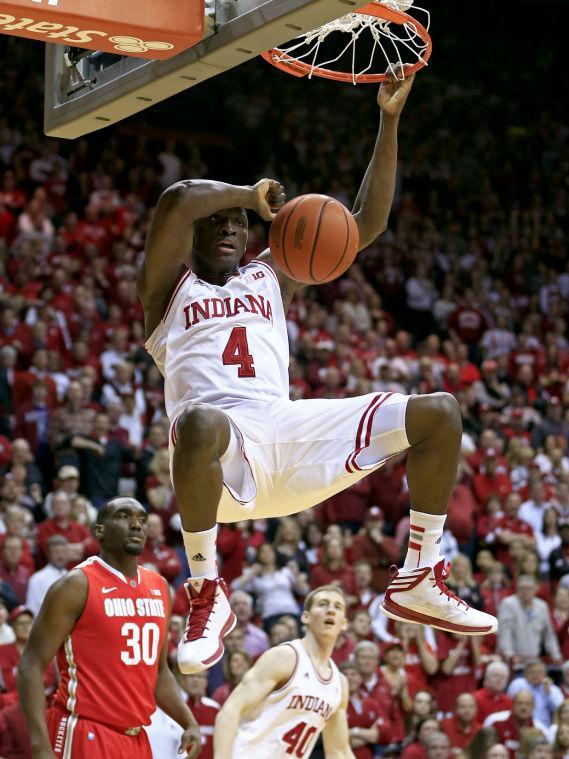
[381,599,498,635]
[178,610,238,674]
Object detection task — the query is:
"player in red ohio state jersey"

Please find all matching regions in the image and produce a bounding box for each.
[17,497,201,759]
[139,70,496,678]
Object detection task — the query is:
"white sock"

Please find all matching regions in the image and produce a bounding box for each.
[403,510,446,569]
[183,526,218,580]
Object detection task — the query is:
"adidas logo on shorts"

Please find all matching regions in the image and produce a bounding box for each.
[192,553,206,561]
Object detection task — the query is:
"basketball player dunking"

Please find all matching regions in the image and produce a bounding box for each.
[214,585,353,758]
[138,71,497,676]
[18,498,201,759]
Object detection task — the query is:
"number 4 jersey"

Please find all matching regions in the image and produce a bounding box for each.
[53,556,168,729]
[145,259,290,419]
[231,639,343,758]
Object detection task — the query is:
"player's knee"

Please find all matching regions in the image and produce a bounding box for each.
[175,405,230,457]
[407,392,461,445]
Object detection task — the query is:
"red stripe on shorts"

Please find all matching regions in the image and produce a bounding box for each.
[409,524,425,533]
[408,540,423,551]
[347,392,394,473]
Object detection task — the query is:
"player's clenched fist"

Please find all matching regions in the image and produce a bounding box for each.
[251,178,286,220]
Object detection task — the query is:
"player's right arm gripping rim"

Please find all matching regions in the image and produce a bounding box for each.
[17,571,88,759]
[137,178,284,337]
[213,645,297,758]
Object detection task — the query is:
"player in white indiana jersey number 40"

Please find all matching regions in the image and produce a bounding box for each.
[214,585,352,759]
[138,70,497,677]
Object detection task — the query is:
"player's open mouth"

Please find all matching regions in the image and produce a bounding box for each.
[324,619,335,626]
[217,239,236,252]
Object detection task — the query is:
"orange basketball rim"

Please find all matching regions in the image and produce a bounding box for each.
[262,0,432,84]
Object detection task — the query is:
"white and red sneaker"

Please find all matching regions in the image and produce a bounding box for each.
[380,559,498,635]
[177,577,237,674]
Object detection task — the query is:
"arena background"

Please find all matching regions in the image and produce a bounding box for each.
[0,1,568,757]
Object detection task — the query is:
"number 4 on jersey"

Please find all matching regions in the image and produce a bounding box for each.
[222,326,256,378]
[283,721,317,757]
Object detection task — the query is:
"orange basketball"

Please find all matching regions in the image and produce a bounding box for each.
[268,194,359,284]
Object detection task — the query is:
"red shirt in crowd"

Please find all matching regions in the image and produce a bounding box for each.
[137,542,182,584]
[472,471,513,509]
[474,687,513,724]
[186,696,219,759]
[433,632,477,714]
[0,702,33,759]
[347,695,389,758]
[492,713,537,759]
[309,563,357,596]
[35,517,99,568]
[446,483,479,543]
[0,643,57,697]
[440,715,481,752]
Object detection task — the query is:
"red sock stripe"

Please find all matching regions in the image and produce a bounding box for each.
[409,524,425,532]
[408,540,423,551]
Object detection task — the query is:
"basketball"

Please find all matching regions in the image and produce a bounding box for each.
[268,194,359,284]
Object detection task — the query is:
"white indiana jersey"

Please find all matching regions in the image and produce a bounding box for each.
[231,639,343,758]
[145,259,289,419]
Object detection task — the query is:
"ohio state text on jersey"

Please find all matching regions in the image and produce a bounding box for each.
[145,260,289,419]
[53,557,168,728]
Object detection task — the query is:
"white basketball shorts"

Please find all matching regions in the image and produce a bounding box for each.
[169,391,411,522]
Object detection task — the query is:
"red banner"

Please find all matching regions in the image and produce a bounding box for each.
[0,0,204,59]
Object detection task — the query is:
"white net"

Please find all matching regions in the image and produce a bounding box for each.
[268,0,431,84]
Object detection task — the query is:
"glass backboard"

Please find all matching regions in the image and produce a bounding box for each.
[44,0,360,139]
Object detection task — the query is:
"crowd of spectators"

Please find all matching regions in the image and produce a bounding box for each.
[0,2,569,757]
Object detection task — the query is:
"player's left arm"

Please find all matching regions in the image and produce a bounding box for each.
[322,675,357,759]
[351,68,415,251]
[154,608,201,757]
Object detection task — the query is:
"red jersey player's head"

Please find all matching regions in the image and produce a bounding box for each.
[301,585,348,641]
[94,497,149,558]
[193,208,249,278]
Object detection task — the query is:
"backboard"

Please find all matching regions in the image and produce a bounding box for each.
[44,0,361,139]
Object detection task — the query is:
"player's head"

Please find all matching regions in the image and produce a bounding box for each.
[94,497,149,557]
[193,208,248,275]
[301,585,347,640]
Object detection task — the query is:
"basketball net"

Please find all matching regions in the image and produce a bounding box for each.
[262,0,431,84]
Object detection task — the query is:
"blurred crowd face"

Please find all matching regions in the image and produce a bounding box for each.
[425,732,450,759]
[3,536,23,569]
[413,691,433,719]
[224,627,245,654]
[455,694,477,724]
[513,690,534,721]
[183,672,208,699]
[47,540,68,568]
[485,665,509,694]
[485,746,509,759]
[525,661,546,687]
[270,621,290,647]
[231,591,253,625]
[343,665,362,695]
[517,576,538,605]
[355,562,372,589]
[355,644,379,677]
[418,719,440,744]
[13,612,34,643]
[52,491,71,520]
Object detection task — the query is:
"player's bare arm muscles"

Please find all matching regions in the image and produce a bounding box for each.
[138,178,283,336]
[351,69,415,251]
[17,571,88,758]
[322,675,357,759]
[213,644,297,758]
